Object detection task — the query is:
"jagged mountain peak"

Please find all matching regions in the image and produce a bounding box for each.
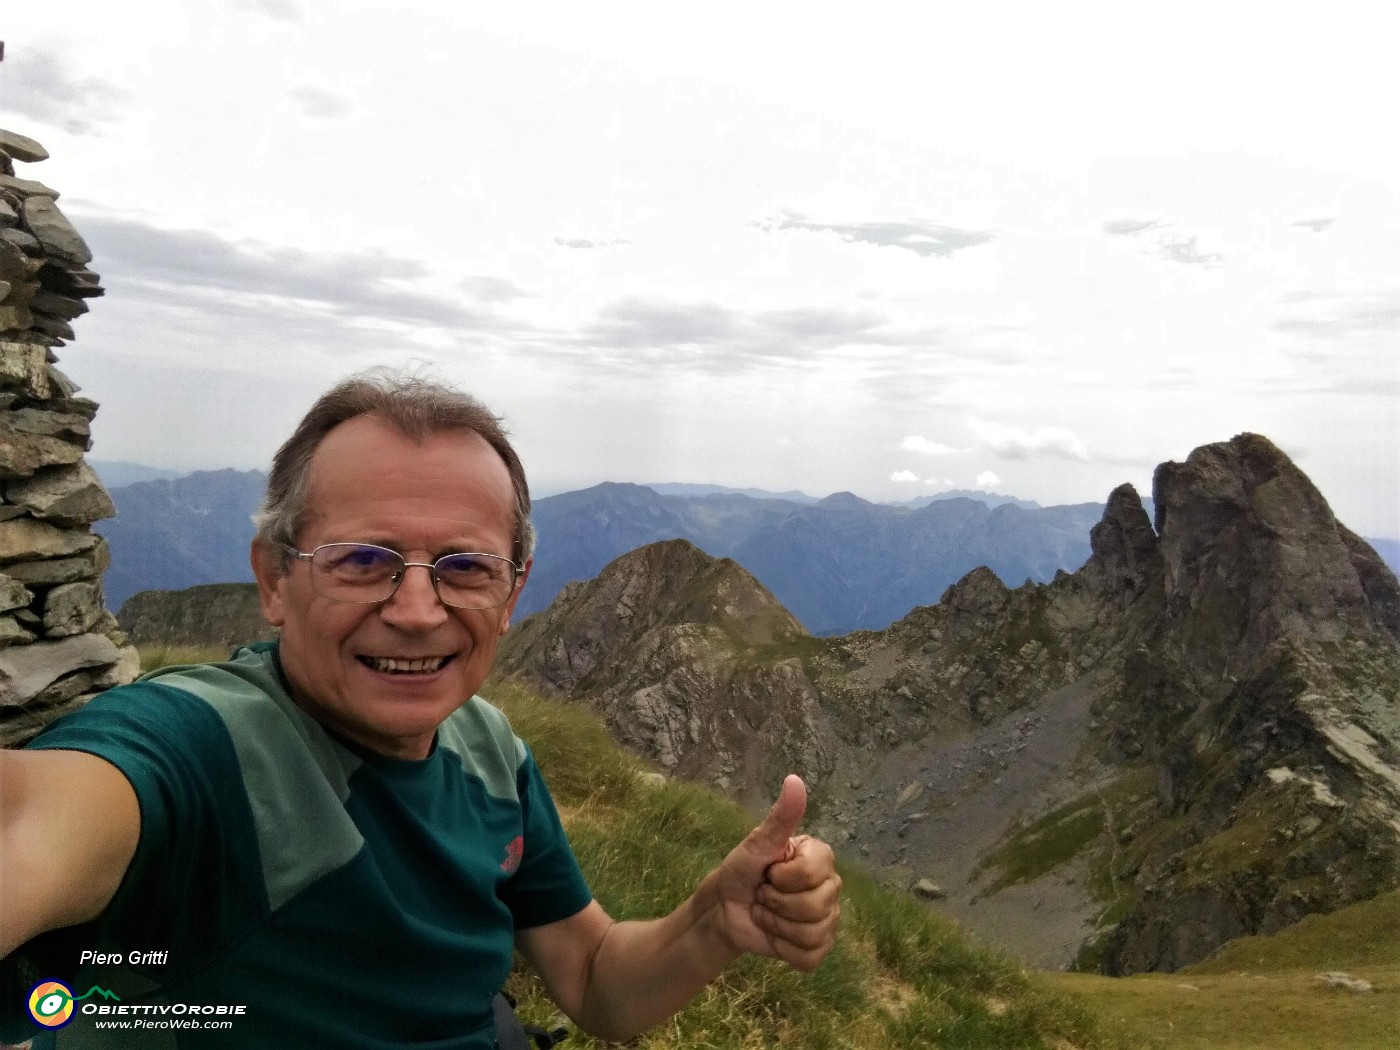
[498,539,828,804]
[563,538,805,642]
[1152,432,1400,650]
[937,565,1011,617]
[501,539,808,694]
[1085,483,1160,596]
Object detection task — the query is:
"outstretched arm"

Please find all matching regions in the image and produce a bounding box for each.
[516,775,841,1042]
[0,749,140,958]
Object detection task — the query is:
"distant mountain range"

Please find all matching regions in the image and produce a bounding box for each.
[524,483,1104,634]
[94,469,265,610]
[91,465,1400,635]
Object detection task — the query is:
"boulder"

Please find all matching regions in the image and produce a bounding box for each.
[0,631,120,706]
[0,130,49,164]
[0,614,36,646]
[30,290,88,320]
[20,197,92,266]
[0,341,51,398]
[0,517,97,561]
[0,423,87,479]
[1315,972,1374,994]
[42,581,105,637]
[0,173,58,199]
[7,463,115,525]
[913,878,946,900]
[0,573,33,613]
[2,540,110,586]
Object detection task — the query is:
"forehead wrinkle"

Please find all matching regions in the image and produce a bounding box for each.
[299,418,516,557]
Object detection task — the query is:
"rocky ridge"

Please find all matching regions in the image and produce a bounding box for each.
[0,128,138,745]
[498,539,834,807]
[499,434,1400,973]
[117,582,275,651]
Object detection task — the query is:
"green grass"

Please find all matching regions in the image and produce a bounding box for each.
[976,796,1107,892]
[136,644,232,673]
[1038,891,1400,1050]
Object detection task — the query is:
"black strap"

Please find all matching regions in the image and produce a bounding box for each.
[492,992,569,1050]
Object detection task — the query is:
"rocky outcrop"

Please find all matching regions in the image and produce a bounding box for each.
[1094,435,1400,973]
[118,583,275,650]
[501,435,1400,973]
[1,128,138,745]
[498,539,835,807]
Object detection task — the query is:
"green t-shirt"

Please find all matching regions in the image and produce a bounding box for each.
[2,643,593,1048]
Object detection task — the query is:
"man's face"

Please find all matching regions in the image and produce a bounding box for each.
[252,414,528,760]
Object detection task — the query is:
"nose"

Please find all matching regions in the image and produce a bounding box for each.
[378,562,449,630]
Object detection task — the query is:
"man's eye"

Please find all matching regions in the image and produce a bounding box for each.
[328,546,398,572]
[437,554,495,580]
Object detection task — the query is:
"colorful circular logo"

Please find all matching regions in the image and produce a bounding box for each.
[28,980,76,1029]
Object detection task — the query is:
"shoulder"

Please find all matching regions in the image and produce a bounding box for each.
[437,695,530,802]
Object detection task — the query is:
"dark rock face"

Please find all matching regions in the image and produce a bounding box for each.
[1093,434,1400,973]
[501,434,1400,973]
[118,583,275,650]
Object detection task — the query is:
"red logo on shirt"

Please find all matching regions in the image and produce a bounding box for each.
[501,835,524,874]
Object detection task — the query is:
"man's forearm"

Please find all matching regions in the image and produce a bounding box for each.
[568,872,741,1041]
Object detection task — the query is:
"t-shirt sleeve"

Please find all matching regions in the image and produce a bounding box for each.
[499,745,593,929]
[19,683,267,964]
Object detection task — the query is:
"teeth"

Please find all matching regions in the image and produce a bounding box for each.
[363,656,448,674]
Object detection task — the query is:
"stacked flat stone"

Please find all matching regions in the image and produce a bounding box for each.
[0,127,139,746]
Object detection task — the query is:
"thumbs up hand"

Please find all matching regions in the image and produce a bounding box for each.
[709,774,841,971]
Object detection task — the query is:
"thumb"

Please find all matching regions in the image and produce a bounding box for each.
[745,774,807,864]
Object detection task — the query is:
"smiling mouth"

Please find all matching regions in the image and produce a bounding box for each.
[359,655,452,675]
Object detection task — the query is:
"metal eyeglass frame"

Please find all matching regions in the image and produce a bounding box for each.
[282,542,523,610]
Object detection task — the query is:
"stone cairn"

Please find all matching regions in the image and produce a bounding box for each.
[0,127,139,747]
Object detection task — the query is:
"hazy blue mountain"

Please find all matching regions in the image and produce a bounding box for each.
[96,469,267,610]
[520,485,1105,633]
[892,489,1041,510]
[96,469,1125,633]
[90,460,185,489]
[726,495,1104,634]
[642,482,821,503]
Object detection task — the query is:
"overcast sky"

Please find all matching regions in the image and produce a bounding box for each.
[4,2,1397,537]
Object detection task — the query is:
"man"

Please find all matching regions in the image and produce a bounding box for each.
[0,371,841,1047]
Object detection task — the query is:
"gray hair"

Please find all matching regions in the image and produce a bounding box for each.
[254,369,536,566]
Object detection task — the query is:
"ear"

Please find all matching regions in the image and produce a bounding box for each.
[497,558,532,636]
[251,540,289,628]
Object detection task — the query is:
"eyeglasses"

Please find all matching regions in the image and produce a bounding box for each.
[284,542,523,610]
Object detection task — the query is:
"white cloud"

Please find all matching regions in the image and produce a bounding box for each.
[553,236,631,250]
[1154,232,1223,267]
[288,83,355,121]
[890,470,920,483]
[975,471,1003,490]
[232,0,302,21]
[757,211,994,258]
[0,47,131,135]
[900,435,959,456]
[971,420,1090,461]
[1289,216,1336,233]
[1102,218,1162,237]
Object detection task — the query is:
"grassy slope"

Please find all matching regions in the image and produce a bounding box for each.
[1036,891,1400,1050]
[972,757,1399,1048]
